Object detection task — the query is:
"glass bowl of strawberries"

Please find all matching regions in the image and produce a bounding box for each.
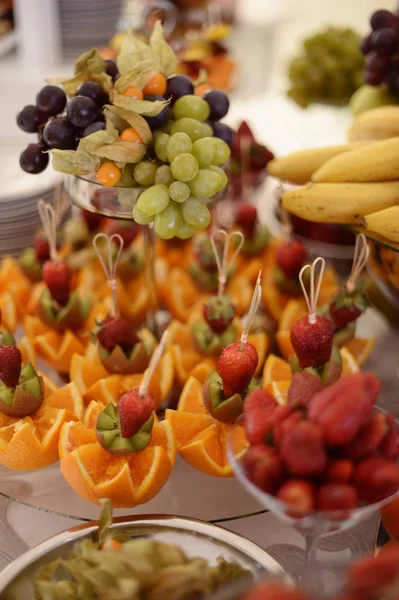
[228,372,399,589]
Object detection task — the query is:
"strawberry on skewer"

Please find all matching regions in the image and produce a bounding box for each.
[273,205,308,294]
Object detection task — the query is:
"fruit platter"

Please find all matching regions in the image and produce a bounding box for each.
[2,5,399,598]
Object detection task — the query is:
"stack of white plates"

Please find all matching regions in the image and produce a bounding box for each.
[59,0,126,59]
[0,141,61,257]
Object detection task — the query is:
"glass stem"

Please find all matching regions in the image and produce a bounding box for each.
[142,224,158,336]
[302,533,323,594]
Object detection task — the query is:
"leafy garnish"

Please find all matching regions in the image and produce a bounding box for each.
[104,105,152,144]
[112,93,169,117]
[48,49,112,96]
[51,149,100,175]
[149,20,178,77]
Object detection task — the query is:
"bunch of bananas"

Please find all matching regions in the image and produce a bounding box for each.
[268,105,399,249]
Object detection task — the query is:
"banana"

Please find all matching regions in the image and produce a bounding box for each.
[348,105,399,142]
[312,137,399,183]
[364,206,399,242]
[282,182,399,224]
[267,142,368,185]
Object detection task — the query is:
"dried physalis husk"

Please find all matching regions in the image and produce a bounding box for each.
[90,141,146,168]
[114,58,160,95]
[48,48,112,96]
[51,149,100,176]
[149,20,178,77]
[104,105,152,145]
[112,92,170,117]
[117,33,154,75]
[77,130,118,153]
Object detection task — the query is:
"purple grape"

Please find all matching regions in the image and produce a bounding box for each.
[364,69,384,86]
[104,59,119,82]
[76,81,109,109]
[365,51,390,73]
[212,122,234,148]
[20,143,49,174]
[370,9,397,31]
[43,117,76,149]
[165,75,194,103]
[203,90,229,120]
[16,105,47,133]
[82,121,106,137]
[360,33,374,55]
[66,95,98,128]
[143,95,171,129]
[371,27,398,56]
[36,85,67,117]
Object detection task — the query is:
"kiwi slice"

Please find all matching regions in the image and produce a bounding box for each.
[0,372,44,418]
[202,371,244,423]
[19,363,37,384]
[96,403,154,456]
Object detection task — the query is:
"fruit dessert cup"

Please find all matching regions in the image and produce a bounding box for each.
[0,340,84,470]
[60,331,176,507]
[228,372,399,589]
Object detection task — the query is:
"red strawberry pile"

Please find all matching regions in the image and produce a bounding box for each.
[242,372,399,514]
[230,121,274,199]
[243,542,399,600]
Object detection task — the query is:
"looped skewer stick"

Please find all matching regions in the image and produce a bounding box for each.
[38,199,58,263]
[346,234,369,294]
[139,329,169,398]
[53,183,70,227]
[240,270,262,350]
[299,257,325,326]
[211,229,244,297]
[93,233,124,316]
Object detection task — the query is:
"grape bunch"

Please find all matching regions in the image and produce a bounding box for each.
[360,9,399,93]
[287,26,364,108]
[16,61,118,174]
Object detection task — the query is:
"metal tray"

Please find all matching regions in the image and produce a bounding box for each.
[0,514,286,599]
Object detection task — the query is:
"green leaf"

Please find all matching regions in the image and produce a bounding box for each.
[90,140,146,165]
[112,93,169,116]
[51,149,100,175]
[47,48,112,96]
[78,129,118,153]
[114,58,160,94]
[116,32,153,75]
[104,105,152,144]
[149,20,178,77]
[98,498,113,545]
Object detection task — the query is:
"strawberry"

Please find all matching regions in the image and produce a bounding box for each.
[274,410,304,446]
[202,295,235,334]
[217,342,258,397]
[290,315,334,368]
[275,238,308,279]
[380,414,399,461]
[344,413,389,462]
[308,373,380,446]
[243,389,290,445]
[235,203,258,237]
[354,456,399,504]
[316,483,358,512]
[280,421,327,476]
[287,371,324,409]
[242,445,285,494]
[325,460,354,484]
[80,208,103,232]
[276,479,316,513]
[104,219,139,247]
[329,284,368,329]
[348,545,399,597]
[118,388,155,438]
[33,232,51,263]
[42,260,72,306]
[96,316,139,354]
[0,345,22,388]
[244,581,310,600]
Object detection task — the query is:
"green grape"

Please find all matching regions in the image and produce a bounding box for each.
[182,197,211,230]
[154,132,170,162]
[154,202,182,239]
[212,139,231,166]
[191,137,216,168]
[133,161,158,187]
[118,166,136,188]
[171,153,199,182]
[169,181,190,203]
[202,122,213,137]
[177,221,196,239]
[188,169,221,197]
[167,132,192,162]
[155,165,175,186]
[171,118,204,142]
[208,165,228,191]
[133,203,154,225]
[172,95,211,122]
[137,184,170,216]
